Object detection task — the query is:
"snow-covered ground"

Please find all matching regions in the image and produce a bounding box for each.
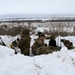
[0,34,75,75]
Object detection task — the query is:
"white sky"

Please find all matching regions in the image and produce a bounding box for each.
[0,0,75,16]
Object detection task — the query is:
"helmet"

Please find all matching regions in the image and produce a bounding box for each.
[21,29,30,37]
[40,34,45,37]
[63,40,70,45]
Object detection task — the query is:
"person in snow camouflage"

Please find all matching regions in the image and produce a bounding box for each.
[17,29,31,56]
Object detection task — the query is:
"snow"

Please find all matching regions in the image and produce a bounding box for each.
[0,35,75,75]
[35,27,44,34]
[0,45,15,58]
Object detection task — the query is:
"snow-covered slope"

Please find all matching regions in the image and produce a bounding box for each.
[0,45,15,58]
[0,35,75,75]
[0,45,75,75]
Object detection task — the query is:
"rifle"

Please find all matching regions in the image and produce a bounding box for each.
[0,37,6,46]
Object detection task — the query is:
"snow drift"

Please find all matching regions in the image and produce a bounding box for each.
[0,35,75,75]
[0,44,75,75]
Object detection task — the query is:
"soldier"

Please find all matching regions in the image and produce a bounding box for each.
[48,35,60,52]
[10,38,21,54]
[17,29,31,56]
[11,38,19,47]
[32,34,50,55]
[63,40,74,50]
[49,35,56,47]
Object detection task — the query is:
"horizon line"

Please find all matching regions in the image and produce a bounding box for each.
[0,14,75,20]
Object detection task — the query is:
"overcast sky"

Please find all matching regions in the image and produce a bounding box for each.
[0,0,75,17]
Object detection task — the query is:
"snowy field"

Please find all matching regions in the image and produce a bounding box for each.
[0,34,75,75]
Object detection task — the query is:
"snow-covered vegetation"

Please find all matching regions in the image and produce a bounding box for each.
[0,18,75,36]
